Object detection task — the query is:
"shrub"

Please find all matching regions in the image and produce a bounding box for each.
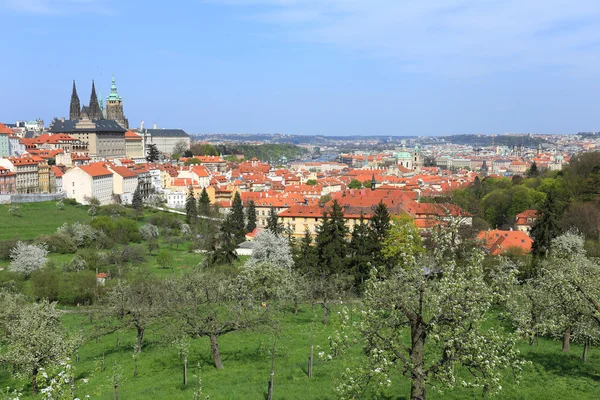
[58,271,97,305]
[90,216,115,235]
[0,239,19,261]
[113,218,142,243]
[31,267,60,302]
[36,233,77,254]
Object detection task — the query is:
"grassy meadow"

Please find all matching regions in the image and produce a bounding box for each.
[1,202,600,399]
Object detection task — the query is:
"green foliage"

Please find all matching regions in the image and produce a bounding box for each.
[185,186,198,225]
[230,192,246,241]
[132,184,144,213]
[306,179,318,186]
[146,143,161,163]
[245,200,257,232]
[215,143,307,161]
[315,200,349,275]
[531,195,562,258]
[348,179,363,189]
[197,187,211,217]
[190,143,218,157]
[157,250,174,269]
[266,207,283,235]
[184,158,201,166]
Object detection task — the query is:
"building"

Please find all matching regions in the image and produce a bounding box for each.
[0,157,39,193]
[49,119,126,159]
[515,210,537,234]
[478,229,533,255]
[0,166,16,194]
[107,165,138,204]
[62,164,114,205]
[125,131,144,159]
[52,166,64,192]
[0,123,10,157]
[105,75,129,129]
[70,80,103,120]
[142,128,190,155]
[38,161,55,193]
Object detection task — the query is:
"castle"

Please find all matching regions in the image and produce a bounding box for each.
[69,76,129,129]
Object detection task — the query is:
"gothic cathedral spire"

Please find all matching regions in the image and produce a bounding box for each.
[88,80,102,120]
[69,80,81,120]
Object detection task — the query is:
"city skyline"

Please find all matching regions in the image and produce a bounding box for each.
[1,0,600,135]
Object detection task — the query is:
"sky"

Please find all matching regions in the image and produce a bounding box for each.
[1,0,600,136]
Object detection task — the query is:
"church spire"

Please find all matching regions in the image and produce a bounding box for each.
[107,74,122,101]
[69,80,81,120]
[88,80,102,120]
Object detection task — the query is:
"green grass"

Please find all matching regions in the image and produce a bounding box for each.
[2,306,600,399]
[0,202,91,241]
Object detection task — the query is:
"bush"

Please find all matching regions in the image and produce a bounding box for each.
[36,233,77,254]
[58,271,97,305]
[113,218,142,243]
[156,250,174,269]
[91,215,115,235]
[31,267,60,302]
[63,198,78,206]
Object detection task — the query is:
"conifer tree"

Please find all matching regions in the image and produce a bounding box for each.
[527,161,539,178]
[315,200,348,274]
[197,187,211,216]
[146,143,161,163]
[246,200,257,232]
[185,186,197,225]
[132,184,143,213]
[348,214,373,289]
[230,192,245,239]
[294,228,317,274]
[369,200,391,267]
[531,194,562,259]
[266,207,283,234]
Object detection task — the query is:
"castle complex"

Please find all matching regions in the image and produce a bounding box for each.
[69,76,129,129]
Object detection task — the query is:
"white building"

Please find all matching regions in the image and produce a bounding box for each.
[166,190,186,209]
[107,165,138,204]
[62,164,114,205]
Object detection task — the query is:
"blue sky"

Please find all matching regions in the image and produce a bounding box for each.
[1,0,600,136]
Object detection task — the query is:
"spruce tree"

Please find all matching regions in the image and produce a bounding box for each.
[266,207,283,234]
[185,186,197,225]
[531,194,561,259]
[246,200,257,232]
[527,161,539,178]
[146,143,161,163]
[315,200,349,274]
[294,228,317,275]
[369,201,391,267]
[230,192,246,240]
[198,187,211,216]
[132,184,143,213]
[348,214,373,289]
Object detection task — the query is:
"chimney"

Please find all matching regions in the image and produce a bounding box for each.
[61,117,65,122]
[153,122,157,129]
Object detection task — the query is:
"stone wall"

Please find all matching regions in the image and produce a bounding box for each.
[0,192,66,204]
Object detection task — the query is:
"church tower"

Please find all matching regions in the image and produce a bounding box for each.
[69,80,81,120]
[88,80,102,120]
[106,75,129,129]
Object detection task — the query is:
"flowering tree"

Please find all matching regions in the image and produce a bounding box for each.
[0,298,80,395]
[247,230,294,269]
[9,242,49,277]
[139,223,159,241]
[336,226,526,400]
[57,222,96,247]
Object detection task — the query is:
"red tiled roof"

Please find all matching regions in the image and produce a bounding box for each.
[79,164,112,177]
[0,123,12,135]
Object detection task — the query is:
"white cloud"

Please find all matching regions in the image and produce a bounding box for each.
[0,0,109,15]
[213,0,600,76]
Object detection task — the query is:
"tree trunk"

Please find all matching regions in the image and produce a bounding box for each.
[322,302,329,325]
[410,321,426,400]
[210,333,223,369]
[308,344,313,378]
[583,340,589,363]
[267,342,276,400]
[102,352,105,372]
[116,335,120,347]
[294,296,299,315]
[183,356,188,385]
[114,380,118,400]
[137,326,145,353]
[529,333,535,346]
[562,327,571,352]
[32,365,38,395]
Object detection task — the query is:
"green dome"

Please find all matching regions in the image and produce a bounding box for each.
[396,151,412,159]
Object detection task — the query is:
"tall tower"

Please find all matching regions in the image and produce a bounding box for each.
[88,80,102,120]
[106,75,129,129]
[69,80,81,120]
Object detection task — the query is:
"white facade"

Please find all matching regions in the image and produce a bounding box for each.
[167,190,185,209]
[62,167,114,205]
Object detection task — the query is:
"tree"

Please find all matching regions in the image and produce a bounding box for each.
[139,223,159,242]
[306,179,318,186]
[315,200,348,275]
[368,201,391,267]
[9,242,49,277]
[205,215,238,267]
[527,161,539,178]
[146,143,160,163]
[185,186,198,225]
[132,184,143,214]
[105,245,145,278]
[157,250,174,270]
[266,207,283,234]
[348,179,363,189]
[230,192,246,240]
[347,214,373,288]
[294,228,318,275]
[247,230,293,269]
[198,187,211,216]
[531,194,562,258]
[169,267,268,369]
[174,140,189,155]
[337,226,526,400]
[246,200,257,232]
[8,204,20,217]
[0,297,79,395]
[105,277,166,353]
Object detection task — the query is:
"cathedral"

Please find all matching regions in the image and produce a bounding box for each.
[69,76,129,129]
